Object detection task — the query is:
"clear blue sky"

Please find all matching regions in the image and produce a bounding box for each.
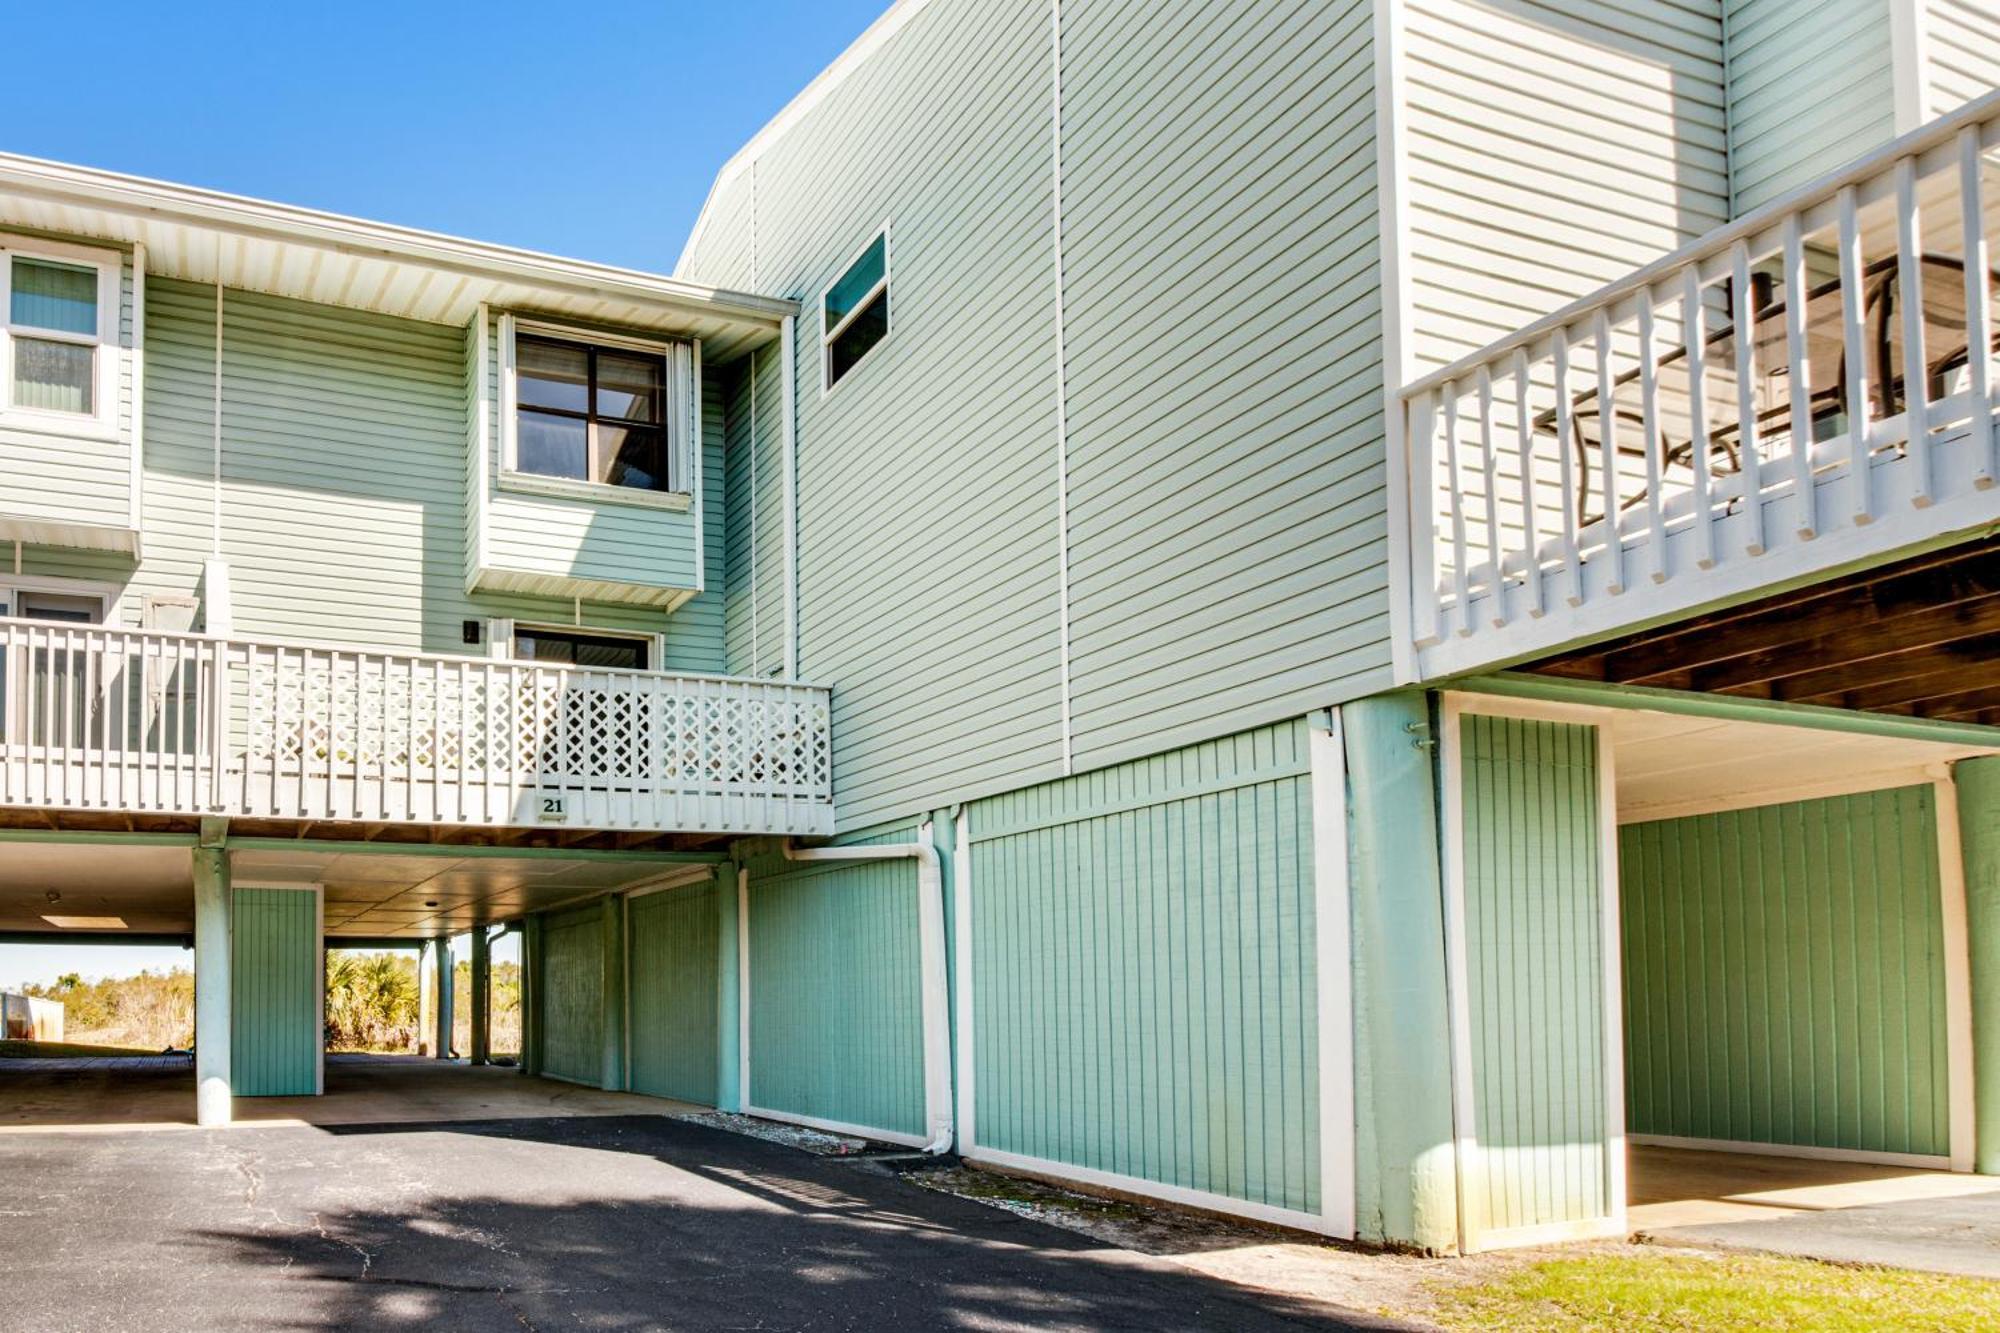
[0,1,887,272]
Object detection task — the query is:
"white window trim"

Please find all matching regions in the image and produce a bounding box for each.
[819,223,892,396]
[0,236,120,441]
[0,574,122,626]
[494,617,665,673]
[497,314,695,506]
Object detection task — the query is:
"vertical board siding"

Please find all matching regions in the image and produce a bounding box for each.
[119,278,717,663]
[1061,0,1392,769]
[1459,715,1609,1236]
[968,720,1321,1214]
[745,855,927,1137]
[230,887,319,1097]
[1404,0,1729,373]
[0,244,134,535]
[1925,0,2000,119]
[1620,786,1950,1158]
[1724,0,1895,213]
[540,902,605,1086]
[629,880,722,1104]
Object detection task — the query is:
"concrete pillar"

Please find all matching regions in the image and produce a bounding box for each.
[470,927,491,1066]
[601,896,627,1091]
[521,914,543,1077]
[1960,755,2000,1174]
[1344,692,1460,1253]
[432,937,454,1060]
[192,846,232,1127]
[716,866,743,1112]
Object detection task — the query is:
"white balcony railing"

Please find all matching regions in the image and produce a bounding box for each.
[0,619,833,835]
[1400,91,2000,679]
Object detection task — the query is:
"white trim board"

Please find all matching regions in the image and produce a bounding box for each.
[1310,710,1357,1240]
[1630,1134,1954,1171]
[963,1147,1339,1237]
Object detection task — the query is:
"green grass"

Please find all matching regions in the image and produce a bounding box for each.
[0,1038,164,1058]
[1434,1250,2000,1331]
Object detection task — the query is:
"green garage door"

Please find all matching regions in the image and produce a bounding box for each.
[541,903,605,1087]
[231,887,320,1097]
[629,881,720,1104]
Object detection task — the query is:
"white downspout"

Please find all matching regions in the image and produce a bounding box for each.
[782,821,952,1153]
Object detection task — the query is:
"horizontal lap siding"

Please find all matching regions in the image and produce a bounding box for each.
[1925,0,2000,118]
[133,281,703,658]
[1620,786,1950,1158]
[1062,0,1392,773]
[1725,0,1894,213]
[1405,0,1728,373]
[1459,715,1609,1238]
[745,855,927,1137]
[540,903,605,1086]
[968,720,1320,1214]
[1,248,134,533]
[230,887,319,1097]
[629,882,721,1105]
[722,347,787,679]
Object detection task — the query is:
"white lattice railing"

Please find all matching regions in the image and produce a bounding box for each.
[0,619,832,835]
[1401,91,2000,680]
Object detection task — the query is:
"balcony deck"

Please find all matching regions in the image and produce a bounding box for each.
[0,620,833,838]
[1399,91,2000,682]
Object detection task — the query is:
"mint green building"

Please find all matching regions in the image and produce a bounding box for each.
[0,0,1997,1256]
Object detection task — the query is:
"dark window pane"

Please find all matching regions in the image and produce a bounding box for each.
[827,288,889,385]
[513,630,647,671]
[517,336,589,413]
[824,234,887,328]
[10,258,96,335]
[517,409,588,479]
[599,424,669,491]
[597,350,664,423]
[11,337,92,414]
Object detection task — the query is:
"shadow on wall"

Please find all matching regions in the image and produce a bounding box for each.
[185,1115,1386,1331]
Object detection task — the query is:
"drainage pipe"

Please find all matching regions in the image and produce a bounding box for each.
[782,822,953,1153]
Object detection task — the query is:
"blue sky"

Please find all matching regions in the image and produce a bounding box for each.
[0,1,887,273]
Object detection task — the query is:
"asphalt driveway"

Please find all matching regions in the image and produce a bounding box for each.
[0,1111,1393,1332]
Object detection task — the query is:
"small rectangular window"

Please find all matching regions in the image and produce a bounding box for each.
[822,230,890,390]
[512,333,676,492]
[513,627,649,671]
[4,252,106,420]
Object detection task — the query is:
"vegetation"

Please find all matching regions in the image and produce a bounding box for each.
[20,968,194,1049]
[325,950,421,1052]
[1432,1250,2000,1331]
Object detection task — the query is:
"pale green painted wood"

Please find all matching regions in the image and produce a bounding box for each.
[539,902,604,1086]
[1459,715,1609,1238]
[742,849,926,1137]
[715,870,743,1112]
[1960,756,2000,1174]
[1622,787,1951,1159]
[1344,694,1459,1253]
[1725,0,1895,213]
[108,278,725,669]
[692,0,1391,828]
[230,886,319,1098]
[601,895,626,1090]
[967,719,1320,1215]
[629,880,721,1105]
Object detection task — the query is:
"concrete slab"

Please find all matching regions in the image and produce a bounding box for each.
[1630,1145,2000,1277]
[0,1112,1396,1331]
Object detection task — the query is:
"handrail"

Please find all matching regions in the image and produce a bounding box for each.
[1401,87,2000,401]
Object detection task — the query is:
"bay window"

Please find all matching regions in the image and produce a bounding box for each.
[504,320,692,497]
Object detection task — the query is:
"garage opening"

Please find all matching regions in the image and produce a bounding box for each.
[1441,693,1989,1252]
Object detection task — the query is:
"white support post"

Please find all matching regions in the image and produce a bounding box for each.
[193,844,232,1127]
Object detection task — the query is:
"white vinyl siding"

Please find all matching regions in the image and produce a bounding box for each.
[1924,0,2000,119]
[1723,0,1896,214]
[1403,0,1730,374]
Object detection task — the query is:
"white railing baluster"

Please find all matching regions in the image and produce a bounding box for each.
[1408,394,1444,646]
[1443,385,1474,637]
[1895,156,1932,507]
[1682,266,1717,571]
[1553,328,1583,606]
[1476,366,1507,627]
[1729,240,1764,556]
[1962,127,1996,489]
[1637,287,1668,584]
[1511,348,1543,618]
[1594,310,1625,596]
[1838,184,1875,525]
[1782,215,1817,539]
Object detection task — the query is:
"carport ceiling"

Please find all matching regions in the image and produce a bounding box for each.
[1525,536,2000,724]
[0,844,713,939]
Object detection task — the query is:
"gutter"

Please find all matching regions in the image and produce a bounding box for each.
[782,822,954,1154]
